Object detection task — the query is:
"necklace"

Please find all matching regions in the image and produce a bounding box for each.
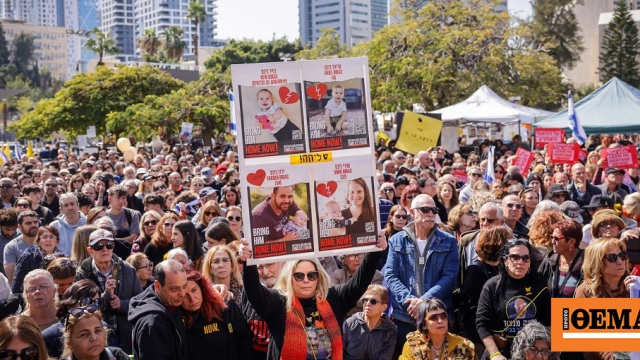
[429,337,448,360]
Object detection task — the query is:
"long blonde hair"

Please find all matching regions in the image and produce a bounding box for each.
[582,237,628,297]
[202,245,242,286]
[275,258,331,311]
[71,225,98,263]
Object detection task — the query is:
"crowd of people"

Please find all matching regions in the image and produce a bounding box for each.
[0,133,637,360]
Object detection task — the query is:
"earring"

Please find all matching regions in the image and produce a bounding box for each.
[527,267,531,273]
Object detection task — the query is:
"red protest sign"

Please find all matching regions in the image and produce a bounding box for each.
[601,145,638,169]
[579,149,587,162]
[535,128,565,147]
[548,142,580,164]
[453,170,468,184]
[512,148,535,176]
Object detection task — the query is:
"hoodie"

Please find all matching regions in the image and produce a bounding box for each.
[50,211,87,255]
[342,312,397,360]
[128,286,188,360]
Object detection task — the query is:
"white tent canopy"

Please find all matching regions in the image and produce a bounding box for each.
[431,85,553,125]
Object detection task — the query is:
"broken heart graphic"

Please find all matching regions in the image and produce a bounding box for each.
[247,169,266,186]
[305,83,328,100]
[279,87,299,104]
[316,181,338,198]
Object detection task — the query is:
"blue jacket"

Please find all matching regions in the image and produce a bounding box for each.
[383,224,459,324]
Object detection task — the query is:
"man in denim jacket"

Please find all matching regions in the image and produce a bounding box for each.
[383,194,459,358]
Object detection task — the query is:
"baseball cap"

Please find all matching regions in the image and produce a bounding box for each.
[548,184,568,194]
[136,168,147,175]
[559,201,583,223]
[199,187,216,198]
[606,168,625,175]
[216,164,228,174]
[201,167,212,178]
[89,229,115,246]
[583,195,614,209]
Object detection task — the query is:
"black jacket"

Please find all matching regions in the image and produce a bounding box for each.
[242,251,381,359]
[185,300,252,360]
[538,249,584,298]
[128,285,188,360]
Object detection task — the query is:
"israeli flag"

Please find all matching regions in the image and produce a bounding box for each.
[14,141,22,159]
[229,91,237,137]
[484,146,495,183]
[0,150,9,165]
[568,91,586,145]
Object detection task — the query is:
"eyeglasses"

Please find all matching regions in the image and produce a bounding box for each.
[292,271,319,282]
[68,303,100,318]
[505,254,531,263]
[154,186,166,191]
[163,222,174,227]
[526,347,551,357]
[73,179,83,183]
[91,242,115,251]
[25,284,51,294]
[204,211,218,217]
[157,175,167,179]
[362,297,382,305]
[470,173,483,177]
[137,262,153,270]
[552,193,568,198]
[143,220,158,227]
[16,203,29,208]
[382,188,395,193]
[406,195,416,200]
[0,346,39,360]
[227,216,241,221]
[394,214,408,219]
[504,203,524,209]
[600,221,619,228]
[211,257,231,265]
[495,170,504,174]
[413,206,438,214]
[0,183,13,189]
[604,251,628,263]
[346,253,365,260]
[45,183,57,187]
[427,312,448,322]
[466,209,478,216]
[551,236,567,242]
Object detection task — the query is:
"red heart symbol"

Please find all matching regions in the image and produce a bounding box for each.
[306,83,328,100]
[316,181,337,198]
[279,87,299,104]
[247,169,266,186]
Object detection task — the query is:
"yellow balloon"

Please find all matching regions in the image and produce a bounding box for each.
[117,138,131,152]
[123,148,136,162]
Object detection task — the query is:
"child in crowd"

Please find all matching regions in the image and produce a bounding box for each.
[324,84,348,136]
[255,88,301,143]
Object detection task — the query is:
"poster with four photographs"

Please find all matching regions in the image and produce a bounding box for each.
[231,57,379,265]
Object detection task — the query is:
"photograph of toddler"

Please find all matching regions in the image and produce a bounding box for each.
[324,84,348,136]
[282,209,310,240]
[255,88,302,143]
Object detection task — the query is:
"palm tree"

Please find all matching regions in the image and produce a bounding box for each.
[163,26,187,62]
[84,27,119,65]
[186,1,206,66]
[139,29,162,59]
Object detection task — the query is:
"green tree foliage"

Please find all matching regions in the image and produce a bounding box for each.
[164,26,187,62]
[205,37,302,73]
[11,65,184,140]
[139,29,163,59]
[186,1,207,66]
[599,0,640,87]
[0,23,10,66]
[295,28,351,60]
[106,70,230,147]
[12,32,34,75]
[531,0,584,69]
[355,0,565,111]
[84,27,119,65]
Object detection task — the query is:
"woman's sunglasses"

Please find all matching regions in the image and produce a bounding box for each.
[68,303,100,318]
[362,297,382,305]
[427,312,448,322]
[604,251,628,263]
[143,220,158,227]
[393,214,408,220]
[0,347,39,360]
[292,271,319,282]
[227,216,242,221]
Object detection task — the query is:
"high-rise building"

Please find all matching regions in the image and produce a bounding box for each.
[97,0,136,60]
[8,0,59,26]
[133,0,218,62]
[0,19,69,79]
[299,0,389,47]
[63,0,99,77]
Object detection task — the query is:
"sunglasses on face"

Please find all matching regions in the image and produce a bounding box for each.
[382,188,394,193]
[292,271,319,282]
[427,312,448,322]
[362,297,382,305]
[91,241,115,251]
[16,203,29,208]
[505,254,531,263]
[466,209,478,216]
[143,220,158,227]
[600,221,619,228]
[413,206,438,215]
[604,251,628,263]
[470,173,482,178]
[0,347,39,360]
[227,216,241,221]
[68,303,100,318]
[495,170,504,174]
[154,186,166,191]
[551,236,567,242]
[406,195,416,200]
[204,211,218,217]
[504,203,524,209]
[394,214,408,220]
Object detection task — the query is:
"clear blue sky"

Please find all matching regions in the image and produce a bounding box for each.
[216,0,533,42]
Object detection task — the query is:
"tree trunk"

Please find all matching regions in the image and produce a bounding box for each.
[201,118,213,149]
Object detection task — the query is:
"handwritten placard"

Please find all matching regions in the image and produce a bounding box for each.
[513,148,535,176]
[535,128,565,147]
[548,142,580,164]
[601,145,638,169]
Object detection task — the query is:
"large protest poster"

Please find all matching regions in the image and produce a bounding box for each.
[232,57,379,265]
[600,145,638,169]
[512,148,535,176]
[548,142,580,164]
[534,128,565,147]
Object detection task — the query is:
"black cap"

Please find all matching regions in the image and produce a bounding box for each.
[583,195,614,209]
[548,184,568,194]
[394,175,410,187]
[606,168,625,175]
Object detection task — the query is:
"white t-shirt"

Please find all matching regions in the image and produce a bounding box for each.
[324,99,347,117]
[416,238,428,255]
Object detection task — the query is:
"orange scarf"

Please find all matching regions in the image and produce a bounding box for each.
[281,296,343,360]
